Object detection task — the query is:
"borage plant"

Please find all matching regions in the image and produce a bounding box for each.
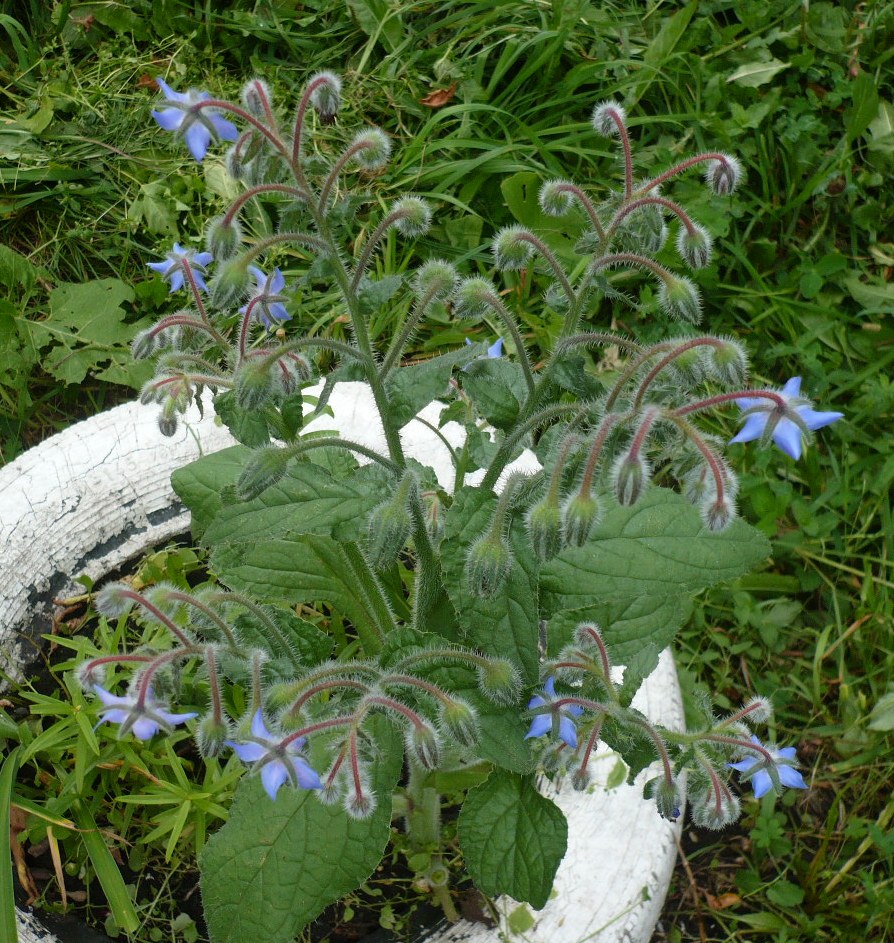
[77,74,841,941]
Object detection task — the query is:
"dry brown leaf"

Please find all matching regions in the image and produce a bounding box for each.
[420,83,458,108]
[706,892,741,910]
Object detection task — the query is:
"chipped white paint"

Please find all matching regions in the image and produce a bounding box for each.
[1,387,681,943]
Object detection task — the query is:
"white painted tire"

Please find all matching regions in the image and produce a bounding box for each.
[0,388,682,943]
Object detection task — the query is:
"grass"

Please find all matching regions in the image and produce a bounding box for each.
[2,0,893,940]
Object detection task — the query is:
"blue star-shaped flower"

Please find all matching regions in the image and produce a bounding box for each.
[151,77,239,162]
[730,377,843,460]
[226,710,323,800]
[728,736,807,799]
[93,685,197,741]
[240,266,291,328]
[147,243,213,293]
[525,676,584,749]
[465,336,504,358]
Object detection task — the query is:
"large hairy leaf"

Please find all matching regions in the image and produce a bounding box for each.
[171,445,251,538]
[201,718,402,943]
[459,770,567,910]
[440,488,541,682]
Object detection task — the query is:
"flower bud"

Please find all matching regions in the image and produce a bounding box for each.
[206,214,244,259]
[241,79,272,118]
[209,258,250,310]
[408,725,441,770]
[658,275,701,323]
[391,196,432,237]
[618,203,667,255]
[476,658,522,705]
[235,357,277,410]
[543,281,571,312]
[158,410,179,437]
[350,127,391,170]
[700,495,736,532]
[439,700,479,748]
[492,226,536,271]
[414,260,457,301]
[645,776,682,822]
[571,766,592,792]
[676,222,712,269]
[424,493,446,543]
[366,498,412,570]
[344,783,377,820]
[704,154,743,196]
[308,71,342,121]
[131,328,159,360]
[539,179,575,216]
[95,581,136,618]
[237,446,291,500]
[740,696,773,724]
[612,453,651,506]
[453,277,494,321]
[592,100,627,136]
[526,499,564,562]
[562,493,600,547]
[690,786,740,830]
[702,337,748,386]
[225,145,248,181]
[196,714,231,758]
[465,535,512,598]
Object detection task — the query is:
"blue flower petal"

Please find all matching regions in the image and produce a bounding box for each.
[209,113,239,141]
[729,413,768,445]
[525,714,553,739]
[184,122,212,161]
[227,740,266,763]
[251,710,271,740]
[798,407,844,432]
[152,107,184,131]
[781,376,802,398]
[558,715,578,749]
[156,77,190,104]
[751,769,773,799]
[773,420,803,460]
[778,765,807,790]
[261,760,290,800]
[292,757,323,790]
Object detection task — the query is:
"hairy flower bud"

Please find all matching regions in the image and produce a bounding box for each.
[453,277,494,321]
[539,179,575,216]
[700,494,736,532]
[237,446,291,500]
[740,696,773,725]
[690,786,740,830]
[465,535,512,598]
[612,453,651,506]
[492,226,536,271]
[225,145,248,181]
[571,766,592,792]
[95,581,136,618]
[676,222,713,269]
[206,214,244,259]
[414,260,457,301]
[476,658,522,705]
[308,71,342,120]
[658,275,702,324]
[704,154,743,195]
[408,725,441,770]
[131,327,159,360]
[196,714,231,758]
[350,127,391,170]
[592,100,627,136]
[439,700,479,748]
[645,776,682,822]
[157,409,179,437]
[209,258,250,309]
[235,357,277,410]
[526,499,564,562]
[702,337,748,386]
[241,79,272,118]
[391,196,432,237]
[367,498,412,570]
[562,493,601,547]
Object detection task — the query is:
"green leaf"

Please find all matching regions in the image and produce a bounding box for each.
[441,488,541,682]
[727,59,790,88]
[868,685,894,731]
[345,0,404,53]
[211,535,393,653]
[74,801,140,934]
[0,747,20,943]
[868,101,894,155]
[385,343,483,427]
[461,359,526,430]
[541,489,770,612]
[635,0,698,102]
[356,274,403,316]
[203,459,392,548]
[843,275,894,313]
[201,717,402,943]
[172,445,253,538]
[847,73,880,144]
[24,279,148,386]
[459,771,567,910]
[213,391,271,448]
[0,244,38,289]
